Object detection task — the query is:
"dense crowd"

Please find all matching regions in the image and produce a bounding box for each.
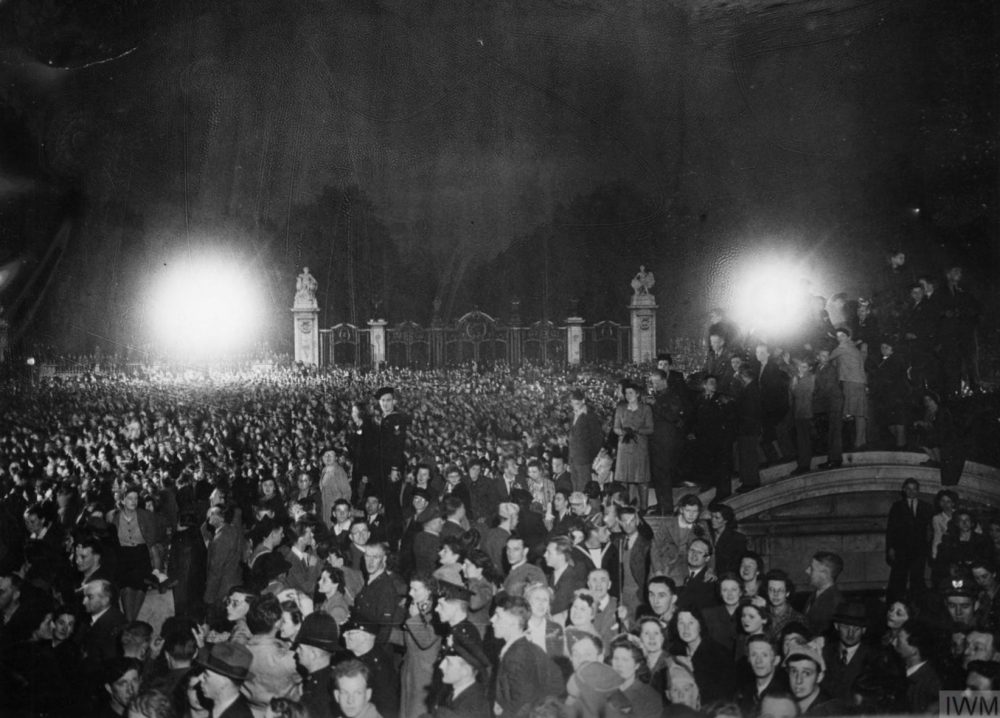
[0,255,997,718]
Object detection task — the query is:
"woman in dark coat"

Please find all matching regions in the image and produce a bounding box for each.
[674,607,736,704]
[936,509,991,582]
[168,508,208,620]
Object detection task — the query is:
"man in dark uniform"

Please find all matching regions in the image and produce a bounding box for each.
[435,582,485,655]
[375,387,410,521]
[354,541,406,644]
[432,634,492,717]
[343,616,400,718]
[295,612,341,718]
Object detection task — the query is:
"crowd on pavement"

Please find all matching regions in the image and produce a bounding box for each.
[0,255,997,718]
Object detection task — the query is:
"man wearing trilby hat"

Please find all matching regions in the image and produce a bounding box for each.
[194,642,255,718]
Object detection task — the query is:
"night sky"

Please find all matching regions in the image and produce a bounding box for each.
[0,0,996,353]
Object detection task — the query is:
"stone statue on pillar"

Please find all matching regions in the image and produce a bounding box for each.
[628,266,657,364]
[292,267,320,364]
[631,265,655,296]
[294,267,318,308]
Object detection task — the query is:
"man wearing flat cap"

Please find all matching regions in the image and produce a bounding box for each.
[195,642,255,718]
[784,641,843,716]
[429,633,492,718]
[374,387,410,521]
[821,602,877,703]
[295,612,342,718]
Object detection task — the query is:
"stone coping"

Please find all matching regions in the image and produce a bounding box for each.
[707,453,1000,519]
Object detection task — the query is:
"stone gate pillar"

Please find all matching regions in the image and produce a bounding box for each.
[566,317,585,365]
[368,319,387,367]
[292,267,319,365]
[628,266,657,364]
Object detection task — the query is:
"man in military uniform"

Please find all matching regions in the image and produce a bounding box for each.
[343,616,400,718]
[374,387,410,521]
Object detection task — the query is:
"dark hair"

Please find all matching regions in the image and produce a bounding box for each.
[103,657,143,687]
[900,619,934,658]
[465,549,503,586]
[967,660,1000,689]
[780,621,812,643]
[280,600,303,631]
[764,569,795,596]
[677,494,702,510]
[708,502,737,530]
[935,489,959,513]
[247,594,283,635]
[647,575,678,594]
[319,565,345,594]
[442,495,465,518]
[440,537,468,563]
[676,606,706,635]
[74,534,105,557]
[163,617,199,662]
[739,600,771,631]
[609,636,647,668]
[812,551,844,579]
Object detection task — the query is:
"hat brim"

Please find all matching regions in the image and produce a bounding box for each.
[195,655,251,682]
[295,637,339,653]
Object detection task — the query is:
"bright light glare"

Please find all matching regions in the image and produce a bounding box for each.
[149,256,262,358]
[731,258,813,340]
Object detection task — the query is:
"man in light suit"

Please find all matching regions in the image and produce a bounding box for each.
[568,389,604,492]
[884,478,933,602]
[614,506,650,620]
[651,494,710,585]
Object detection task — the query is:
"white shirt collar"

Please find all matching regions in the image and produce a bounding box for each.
[91,606,110,625]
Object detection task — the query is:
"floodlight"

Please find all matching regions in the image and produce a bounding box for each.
[148,254,262,358]
[731,257,813,340]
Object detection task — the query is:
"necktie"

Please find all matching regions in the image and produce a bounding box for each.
[840,648,849,664]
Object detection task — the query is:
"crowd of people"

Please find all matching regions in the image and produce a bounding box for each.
[0,254,996,718]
